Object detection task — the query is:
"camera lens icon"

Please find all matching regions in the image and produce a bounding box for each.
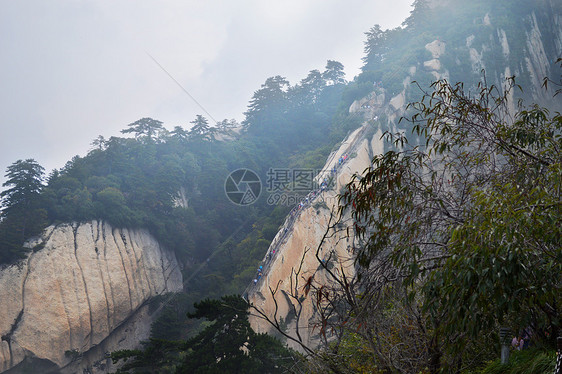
[224,168,262,206]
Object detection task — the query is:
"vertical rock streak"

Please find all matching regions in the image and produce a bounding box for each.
[72,225,95,348]
[91,222,113,341]
[111,227,134,313]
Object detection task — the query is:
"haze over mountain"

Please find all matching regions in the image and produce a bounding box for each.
[0,0,412,184]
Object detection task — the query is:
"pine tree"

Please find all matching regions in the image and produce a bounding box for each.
[188,115,214,141]
[121,117,164,142]
[0,159,46,263]
[322,60,346,85]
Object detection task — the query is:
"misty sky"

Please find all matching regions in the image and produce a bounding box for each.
[0,0,413,181]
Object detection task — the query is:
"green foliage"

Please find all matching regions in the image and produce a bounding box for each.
[177,295,300,374]
[1,159,45,211]
[0,159,46,263]
[329,332,387,373]
[341,80,375,108]
[95,187,132,225]
[188,115,214,141]
[338,73,561,371]
[111,339,182,374]
[415,79,561,350]
[468,348,556,374]
[121,117,164,142]
[2,0,561,370]
[323,60,347,85]
[359,0,562,104]
[112,295,301,373]
[149,293,198,341]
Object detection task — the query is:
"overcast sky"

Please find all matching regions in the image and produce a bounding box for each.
[0,0,413,181]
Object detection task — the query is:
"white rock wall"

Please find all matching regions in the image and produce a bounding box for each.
[248,123,383,349]
[0,221,182,373]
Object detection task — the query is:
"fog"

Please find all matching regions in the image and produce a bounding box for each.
[0,0,412,181]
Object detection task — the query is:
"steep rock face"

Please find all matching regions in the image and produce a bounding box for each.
[0,221,182,373]
[248,123,383,349]
[390,5,562,127]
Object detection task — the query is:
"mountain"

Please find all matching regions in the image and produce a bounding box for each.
[0,0,560,373]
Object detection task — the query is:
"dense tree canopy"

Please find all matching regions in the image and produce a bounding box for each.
[177,295,301,374]
[0,59,352,371]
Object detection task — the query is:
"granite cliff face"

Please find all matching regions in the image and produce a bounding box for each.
[248,124,385,348]
[398,4,562,118]
[0,221,182,373]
